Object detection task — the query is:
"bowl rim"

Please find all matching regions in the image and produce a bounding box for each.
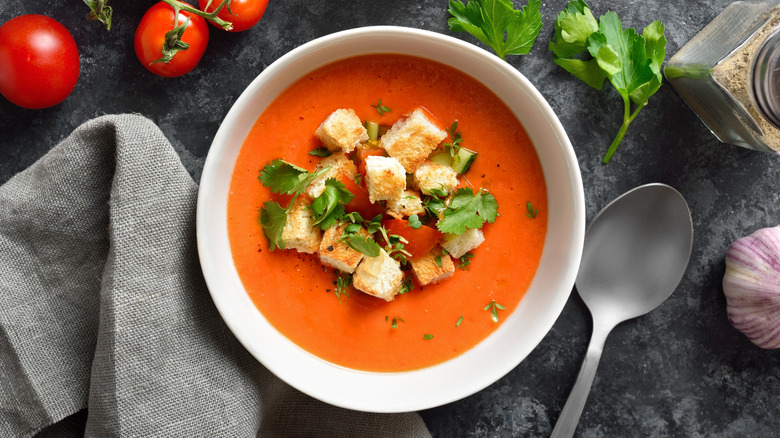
[197,25,585,413]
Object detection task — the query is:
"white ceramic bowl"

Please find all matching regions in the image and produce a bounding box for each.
[197,26,585,413]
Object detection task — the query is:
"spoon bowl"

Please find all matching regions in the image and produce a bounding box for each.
[551,183,693,437]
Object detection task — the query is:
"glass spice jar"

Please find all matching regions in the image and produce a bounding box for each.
[665,0,780,153]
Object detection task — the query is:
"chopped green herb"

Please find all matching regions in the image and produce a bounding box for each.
[423,195,447,218]
[343,222,362,234]
[423,334,434,340]
[334,275,352,303]
[311,179,354,230]
[366,214,384,234]
[456,315,464,327]
[399,277,414,294]
[408,214,423,229]
[257,160,331,251]
[442,121,464,157]
[353,173,364,186]
[309,147,332,157]
[484,300,506,323]
[435,255,443,267]
[526,201,539,218]
[344,234,381,257]
[344,211,363,224]
[458,253,475,270]
[448,0,543,61]
[372,99,391,116]
[437,188,499,235]
[391,316,405,329]
[259,159,328,195]
[427,186,450,198]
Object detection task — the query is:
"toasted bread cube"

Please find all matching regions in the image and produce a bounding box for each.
[306,152,358,198]
[353,248,404,301]
[414,161,458,196]
[282,196,321,254]
[381,108,447,173]
[385,189,425,219]
[319,223,369,273]
[410,246,455,286]
[365,156,406,203]
[315,108,368,154]
[441,228,485,259]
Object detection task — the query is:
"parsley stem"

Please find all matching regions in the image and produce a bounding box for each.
[603,98,646,164]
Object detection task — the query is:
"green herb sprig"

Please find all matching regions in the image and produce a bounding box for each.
[549,0,666,163]
[448,0,543,61]
[484,300,506,323]
[258,160,329,251]
[437,188,498,235]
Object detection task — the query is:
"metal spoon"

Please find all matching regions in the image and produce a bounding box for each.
[550,183,693,438]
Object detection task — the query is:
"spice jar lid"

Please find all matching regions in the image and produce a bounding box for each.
[753,28,780,129]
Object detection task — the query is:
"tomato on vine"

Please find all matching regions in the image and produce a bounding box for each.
[134,2,210,77]
[0,15,80,109]
[198,0,269,32]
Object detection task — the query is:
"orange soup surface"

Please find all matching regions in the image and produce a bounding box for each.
[227,54,547,372]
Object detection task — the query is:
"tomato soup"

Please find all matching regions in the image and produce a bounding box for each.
[227,54,546,372]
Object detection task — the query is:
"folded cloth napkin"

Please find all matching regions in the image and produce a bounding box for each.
[0,115,432,437]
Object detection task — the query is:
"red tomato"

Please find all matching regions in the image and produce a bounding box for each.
[134,2,209,77]
[0,15,79,109]
[382,219,442,258]
[339,175,384,219]
[199,0,269,32]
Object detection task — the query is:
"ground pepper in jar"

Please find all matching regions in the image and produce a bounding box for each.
[665,1,780,153]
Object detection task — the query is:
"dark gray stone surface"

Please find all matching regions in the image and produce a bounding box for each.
[2,0,779,436]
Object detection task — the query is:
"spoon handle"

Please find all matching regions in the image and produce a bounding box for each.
[550,322,612,438]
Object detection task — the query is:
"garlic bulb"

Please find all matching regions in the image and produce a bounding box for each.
[723,226,780,349]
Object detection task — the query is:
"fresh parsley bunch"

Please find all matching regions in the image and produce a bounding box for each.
[549,0,666,163]
[447,0,543,61]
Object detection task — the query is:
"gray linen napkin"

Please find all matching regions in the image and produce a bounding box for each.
[0,114,432,437]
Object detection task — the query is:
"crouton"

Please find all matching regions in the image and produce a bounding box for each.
[306,152,357,198]
[410,246,455,286]
[315,108,368,154]
[365,155,406,203]
[353,248,404,301]
[385,189,425,219]
[319,223,369,273]
[440,227,485,259]
[282,196,321,253]
[414,161,458,196]
[381,108,447,173]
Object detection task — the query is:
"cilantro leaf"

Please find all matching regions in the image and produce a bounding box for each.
[311,178,354,230]
[259,200,288,251]
[549,0,666,163]
[448,0,543,61]
[257,159,330,250]
[344,234,381,257]
[259,159,328,195]
[437,188,498,235]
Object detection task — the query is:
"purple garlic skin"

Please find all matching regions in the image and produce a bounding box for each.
[723,226,780,349]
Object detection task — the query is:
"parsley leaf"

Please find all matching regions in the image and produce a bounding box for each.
[437,188,498,235]
[309,147,332,157]
[259,201,289,251]
[257,159,329,250]
[549,0,666,163]
[311,179,354,230]
[448,0,543,61]
[258,159,328,195]
[344,234,381,257]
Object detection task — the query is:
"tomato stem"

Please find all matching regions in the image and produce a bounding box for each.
[162,0,233,31]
